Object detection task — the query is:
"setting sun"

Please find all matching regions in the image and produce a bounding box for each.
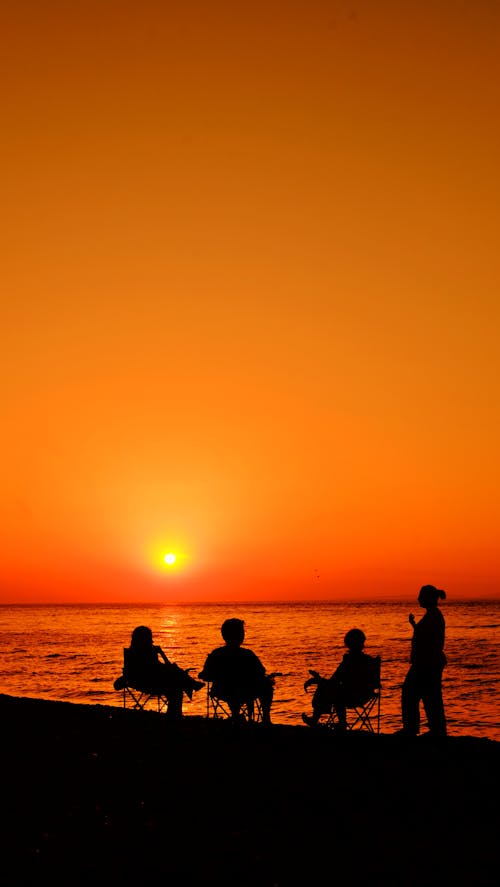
[146,539,193,577]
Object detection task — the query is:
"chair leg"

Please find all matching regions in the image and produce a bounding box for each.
[324,694,380,734]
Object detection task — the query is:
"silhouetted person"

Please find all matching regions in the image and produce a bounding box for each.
[199,618,274,725]
[114,625,204,720]
[302,628,379,730]
[398,584,447,737]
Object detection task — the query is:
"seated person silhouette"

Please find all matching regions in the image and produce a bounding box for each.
[302,628,379,730]
[198,618,274,725]
[114,624,204,720]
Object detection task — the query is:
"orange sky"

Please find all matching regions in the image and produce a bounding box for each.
[1,0,499,602]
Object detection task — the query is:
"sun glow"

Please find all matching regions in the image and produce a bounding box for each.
[146,538,192,575]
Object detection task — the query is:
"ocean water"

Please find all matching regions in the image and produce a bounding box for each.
[0,600,498,740]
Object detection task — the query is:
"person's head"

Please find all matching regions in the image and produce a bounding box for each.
[418,585,446,609]
[221,618,245,646]
[344,628,366,652]
[130,625,153,649]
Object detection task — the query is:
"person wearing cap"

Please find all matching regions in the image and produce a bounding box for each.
[302,628,378,730]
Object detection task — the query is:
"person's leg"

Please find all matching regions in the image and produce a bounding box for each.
[165,687,183,720]
[258,677,274,725]
[230,702,243,722]
[401,667,421,735]
[422,669,447,736]
[167,662,204,700]
[332,692,347,731]
[221,693,244,722]
[161,663,192,718]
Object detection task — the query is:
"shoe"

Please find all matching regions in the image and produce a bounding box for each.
[184,679,205,700]
[333,723,347,734]
[420,731,447,741]
[302,713,318,727]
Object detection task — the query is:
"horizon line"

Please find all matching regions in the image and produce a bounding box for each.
[1,596,497,606]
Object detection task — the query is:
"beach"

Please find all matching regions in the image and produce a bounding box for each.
[1,694,498,886]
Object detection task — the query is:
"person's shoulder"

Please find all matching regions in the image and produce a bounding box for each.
[241,647,265,667]
[427,608,445,624]
[242,646,261,659]
[332,654,348,672]
[207,645,226,657]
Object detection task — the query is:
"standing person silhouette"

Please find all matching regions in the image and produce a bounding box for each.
[399,585,447,737]
[199,618,274,725]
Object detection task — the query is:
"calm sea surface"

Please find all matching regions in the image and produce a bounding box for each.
[0,601,498,740]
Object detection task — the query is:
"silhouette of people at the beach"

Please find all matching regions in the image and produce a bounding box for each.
[114,625,204,720]
[199,618,274,725]
[397,584,447,737]
[302,628,379,730]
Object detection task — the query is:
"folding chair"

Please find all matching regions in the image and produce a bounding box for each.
[113,647,170,713]
[324,656,382,734]
[205,681,263,723]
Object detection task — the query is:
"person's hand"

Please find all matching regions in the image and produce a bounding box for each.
[409,613,416,628]
[304,669,320,692]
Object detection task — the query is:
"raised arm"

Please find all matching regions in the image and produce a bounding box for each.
[155,645,171,665]
[304,669,321,691]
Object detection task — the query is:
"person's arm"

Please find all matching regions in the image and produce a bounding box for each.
[409,613,416,628]
[155,645,171,665]
[198,652,213,681]
[253,651,267,678]
[304,669,321,691]
[328,657,346,686]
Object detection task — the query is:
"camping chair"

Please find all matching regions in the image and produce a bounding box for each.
[113,647,170,713]
[205,672,282,724]
[205,682,264,723]
[323,656,382,734]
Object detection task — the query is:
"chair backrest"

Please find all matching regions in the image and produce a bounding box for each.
[123,647,157,694]
[371,655,381,690]
[343,654,381,707]
[123,646,131,674]
[356,655,381,729]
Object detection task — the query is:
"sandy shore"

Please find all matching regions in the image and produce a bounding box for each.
[1,693,498,886]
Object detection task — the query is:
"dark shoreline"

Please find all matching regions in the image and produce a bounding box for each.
[2,693,498,886]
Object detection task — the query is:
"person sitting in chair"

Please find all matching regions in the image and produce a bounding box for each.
[302,628,379,730]
[114,625,204,720]
[199,618,274,725]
